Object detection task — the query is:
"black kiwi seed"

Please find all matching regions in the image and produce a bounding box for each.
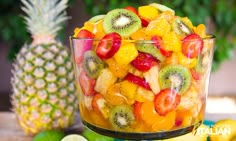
[159,64,191,94]
[109,104,135,130]
[82,50,104,79]
[172,17,193,36]
[103,9,141,37]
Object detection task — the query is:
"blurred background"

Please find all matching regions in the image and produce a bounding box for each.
[0,0,236,111]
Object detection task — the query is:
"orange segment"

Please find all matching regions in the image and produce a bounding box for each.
[152,111,176,131]
[105,58,129,78]
[175,109,193,127]
[105,83,127,106]
[140,102,161,126]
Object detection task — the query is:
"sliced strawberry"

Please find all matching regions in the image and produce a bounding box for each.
[154,89,181,116]
[133,101,142,121]
[131,52,157,72]
[77,29,95,39]
[96,32,121,59]
[140,18,149,27]
[151,35,172,57]
[79,71,96,96]
[125,73,151,90]
[182,34,204,58]
[125,6,138,15]
[190,69,201,80]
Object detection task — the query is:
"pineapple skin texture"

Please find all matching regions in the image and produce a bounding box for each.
[11,43,78,135]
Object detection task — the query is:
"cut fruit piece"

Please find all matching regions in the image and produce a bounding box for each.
[172,17,193,36]
[152,111,176,131]
[114,43,138,66]
[151,35,172,57]
[182,34,204,58]
[140,102,161,126]
[88,15,105,23]
[190,69,201,80]
[77,29,95,39]
[103,9,141,37]
[106,58,129,78]
[120,80,138,100]
[177,52,197,68]
[124,6,138,15]
[79,71,96,96]
[143,65,161,94]
[135,41,166,62]
[74,39,93,64]
[159,64,191,94]
[131,52,158,72]
[96,32,121,59]
[162,31,182,52]
[82,50,104,79]
[154,89,181,116]
[135,87,155,102]
[105,83,127,106]
[92,93,109,119]
[61,134,88,141]
[149,3,175,14]
[94,68,117,95]
[140,18,149,27]
[138,6,159,21]
[130,28,148,40]
[125,73,151,90]
[133,101,142,121]
[109,104,135,130]
[145,18,171,37]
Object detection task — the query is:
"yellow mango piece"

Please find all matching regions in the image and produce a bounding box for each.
[135,87,154,102]
[131,28,149,40]
[138,6,159,21]
[73,27,80,37]
[194,24,206,38]
[81,21,95,32]
[94,20,105,39]
[177,52,197,68]
[120,80,138,99]
[105,58,129,78]
[146,18,171,37]
[163,32,181,52]
[114,43,138,65]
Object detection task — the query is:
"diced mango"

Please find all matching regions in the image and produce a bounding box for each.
[105,58,129,78]
[119,80,138,99]
[82,21,95,32]
[138,6,159,21]
[114,43,138,66]
[73,27,80,37]
[194,24,206,38]
[130,28,150,40]
[145,18,171,37]
[134,87,154,102]
[163,31,181,52]
[177,52,197,68]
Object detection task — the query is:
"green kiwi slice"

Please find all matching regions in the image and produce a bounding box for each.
[172,17,193,36]
[109,104,135,130]
[159,64,191,94]
[103,9,141,37]
[82,50,104,78]
[135,41,166,62]
[88,15,105,23]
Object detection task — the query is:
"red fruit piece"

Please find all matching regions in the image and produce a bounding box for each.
[77,29,95,39]
[125,73,151,90]
[182,34,204,58]
[79,71,96,96]
[154,89,181,116]
[96,32,121,59]
[190,69,201,80]
[125,6,138,15]
[131,52,157,72]
[133,101,142,121]
[92,93,104,112]
[140,18,149,27]
[151,35,172,57]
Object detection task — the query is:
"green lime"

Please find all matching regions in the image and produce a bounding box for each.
[61,134,88,141]
[82,128,114,141]
[33,130,65,141]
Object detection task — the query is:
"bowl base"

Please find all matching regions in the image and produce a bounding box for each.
[82,120,202,140]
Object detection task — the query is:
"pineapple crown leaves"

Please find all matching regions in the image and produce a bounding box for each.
[21,0,69,38]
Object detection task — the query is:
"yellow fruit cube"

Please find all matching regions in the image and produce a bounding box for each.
[194,24,206,38]
[120,80,138,99]
[138,6,159,21]
[177,52,197,68]
[131,28,150,40]
[134,87,154,102]
[145,18,171,37]
[114,43,138,66]
[163,32,181,52]
[82,21,95,32]
[73,27,80,37]
[105,58,129,78]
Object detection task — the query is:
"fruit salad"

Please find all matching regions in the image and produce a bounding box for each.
[71,3,215,139]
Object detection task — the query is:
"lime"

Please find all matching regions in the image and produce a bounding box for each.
[33,130,65,141]
[82,128,114,141]
[61,134,88,141]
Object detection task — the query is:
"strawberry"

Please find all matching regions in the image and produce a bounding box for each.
[79,71,96,96]
[77,29,95,38]
[190,69,201,80]
[125,6,138,15]
[154,89,181,116]
[96,32,121,59]
[140,18,149,27]
[125,73,151,90]
[133,101,142,121]
[131,52,158,72]
[151,35,172,57]
[182,34,204,58]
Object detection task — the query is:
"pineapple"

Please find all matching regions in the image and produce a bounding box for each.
[11,0,78,135]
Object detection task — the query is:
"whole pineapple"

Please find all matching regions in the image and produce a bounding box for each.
[11,0,78,135]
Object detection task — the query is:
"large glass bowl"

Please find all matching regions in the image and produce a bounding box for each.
[70,35,215,140]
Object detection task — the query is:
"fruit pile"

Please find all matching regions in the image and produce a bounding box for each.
[72,3,214,133]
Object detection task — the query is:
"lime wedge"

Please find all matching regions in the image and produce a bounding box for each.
[61,134,88,141]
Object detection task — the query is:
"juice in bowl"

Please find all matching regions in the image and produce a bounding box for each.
[70,3,215,140]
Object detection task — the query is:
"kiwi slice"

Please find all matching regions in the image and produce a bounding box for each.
[88,15,105,23]
[135,41,166,62]
[172,17,193,36]
[103,9,141,37]
[159,64,191,94]
[109,104,135,130]
[82,50,104,78]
